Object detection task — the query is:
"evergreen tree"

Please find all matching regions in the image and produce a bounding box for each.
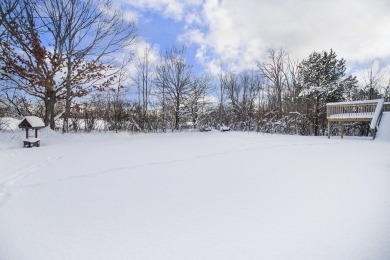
[298,49,357,135]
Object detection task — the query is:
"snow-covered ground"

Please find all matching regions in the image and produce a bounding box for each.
[377,112,390,141]
[0,129,389,259]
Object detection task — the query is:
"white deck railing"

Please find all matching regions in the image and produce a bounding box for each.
[326,99,385,139]
[326,99,382,120]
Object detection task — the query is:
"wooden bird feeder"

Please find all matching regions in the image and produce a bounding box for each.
[18,116,45,148]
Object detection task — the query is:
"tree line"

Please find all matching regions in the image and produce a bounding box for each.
[1,0,389,135]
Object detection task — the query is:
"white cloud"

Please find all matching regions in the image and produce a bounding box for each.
[118,0,202,21]
[122,10,140,23]
[111,0,390,77]
[181,0,390,74]
[124,38,161,77]
[104,38,161,93]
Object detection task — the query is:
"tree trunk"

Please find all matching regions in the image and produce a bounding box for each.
[63,56,72,133]
[63,89,71,133]
[175,99,180,130]
[44,97,50,126]
[314,96,320,136]
[46,92,57,130]
[162,83,166,133]
[278,88,283,117]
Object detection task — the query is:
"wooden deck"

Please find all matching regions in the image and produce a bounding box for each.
[326,99,387,139]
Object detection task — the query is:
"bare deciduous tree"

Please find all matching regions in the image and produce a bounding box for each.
[257,48,288,117]
[362,61,383,100]
[187,74,212,128]
[0,0,136,130]
[36,0,136,132]
[0,0,63,128]
[222,71,261,130]
[133,47,154,131]
[155,46,192,131]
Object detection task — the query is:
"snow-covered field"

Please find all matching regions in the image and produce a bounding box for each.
[0,129,389,259]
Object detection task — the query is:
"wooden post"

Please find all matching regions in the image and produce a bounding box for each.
[328,121,330,139]
[26,129,28,139]
[341,121,344,139]
[35,129,38,138]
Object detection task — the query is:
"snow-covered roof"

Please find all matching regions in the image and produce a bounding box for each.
[18,116,45,129]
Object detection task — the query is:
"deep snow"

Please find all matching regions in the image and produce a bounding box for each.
[0,129,389,259]
[377,112,390,141]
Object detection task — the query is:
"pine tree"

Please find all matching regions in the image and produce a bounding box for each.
[298,49,357,135]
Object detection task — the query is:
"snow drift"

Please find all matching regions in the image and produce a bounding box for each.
[0,131,389,259]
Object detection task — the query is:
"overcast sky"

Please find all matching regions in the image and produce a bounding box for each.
[114,0,390,78]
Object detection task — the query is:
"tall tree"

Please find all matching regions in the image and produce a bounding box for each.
[0,0,63,128]
[257,48,287,117]
[362,61,383,100]
[283,57,301,113]
[154,53,168,132]
[133,47,153,131]
[155,46,192,131]
[298,49,357,135]
[218,62,226,127]
[222,71,260,130]
[186,74,212,128]
[36,0,136,132]
[0,0,136,129]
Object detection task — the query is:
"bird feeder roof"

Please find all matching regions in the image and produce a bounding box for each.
[18,116,45,129]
